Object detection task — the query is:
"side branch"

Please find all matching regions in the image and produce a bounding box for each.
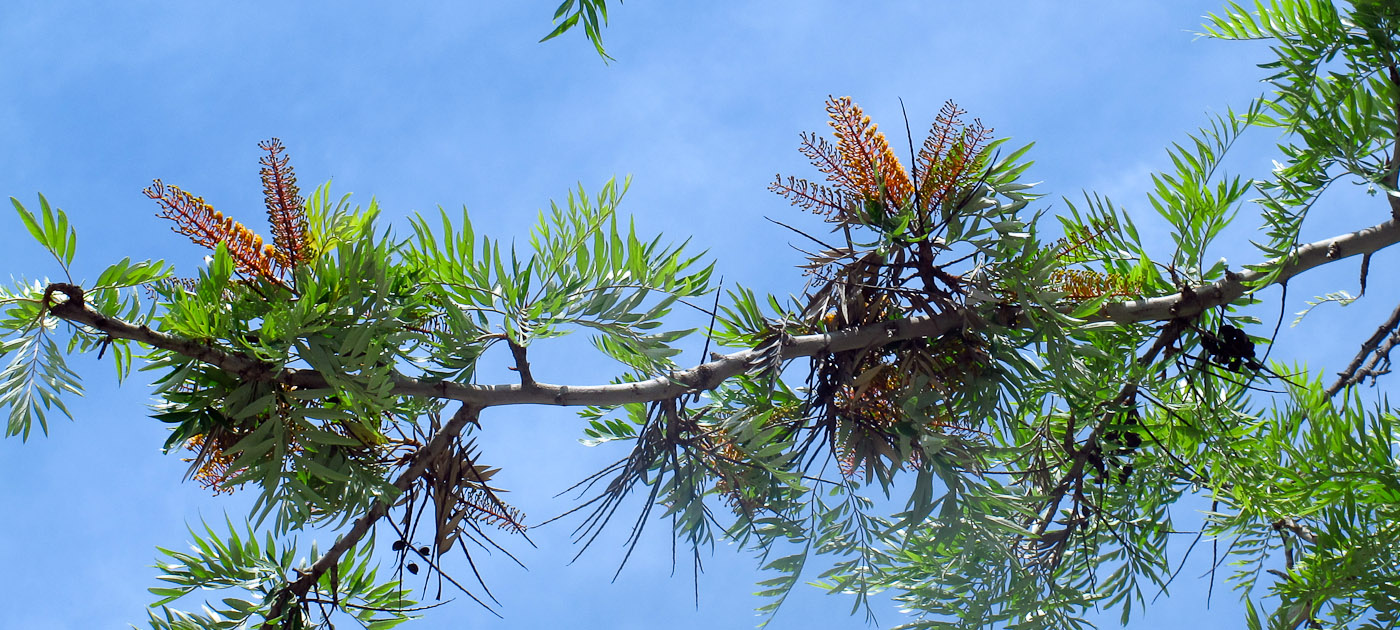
[45,283,290,383]
[1026,319,1187,562]
[1326,300,1400,397]
[507,340,536,388]
[1098,218,1400,323]
[262,404,482,627]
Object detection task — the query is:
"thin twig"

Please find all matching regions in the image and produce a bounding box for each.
[1326,300,1400,397]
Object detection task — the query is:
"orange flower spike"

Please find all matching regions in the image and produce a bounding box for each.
[915,101,993,215]
[258,138,311,269]
[184,433,240,495]
[826,102,867,193]
[769,173,853,218]
[799,132,859,192]
[146,179,281,281]
[916,101,966,176]
[825,97,913,205]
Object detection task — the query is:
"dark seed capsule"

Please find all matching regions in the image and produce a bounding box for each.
[391,540,406,552]
[407,562,419,574]
[419,546,431,556]
[1201,333,1221,356]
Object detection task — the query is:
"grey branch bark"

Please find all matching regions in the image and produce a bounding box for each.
[1096,218,1400,323]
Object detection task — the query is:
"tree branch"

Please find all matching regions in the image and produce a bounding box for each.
[44,217,1400,410]
[1326,300,1400,397]
[45,282,282,383]
[262,403,481,628]
[1273,516,1318,544]
[1027,319,1186,552]
[1096,218,1400,323]
[507,340,535,388]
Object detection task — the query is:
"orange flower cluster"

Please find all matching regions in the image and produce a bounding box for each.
[184,432,242,495]
[144,180,281,280]
[771,97,1005,480]
[826,96,914,204]
[258,138,312,269]
[771,96,992,232]
[834,366,908,478]
[182,407,317,495]
[1040,218,1141,301]
[833,350,979,479]
[145,138,315,286]
[914,100,991,214]
[1047,268,1141,301]
[705,435,771,515]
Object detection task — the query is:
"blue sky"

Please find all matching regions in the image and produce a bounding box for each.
[0,1,1390,628]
